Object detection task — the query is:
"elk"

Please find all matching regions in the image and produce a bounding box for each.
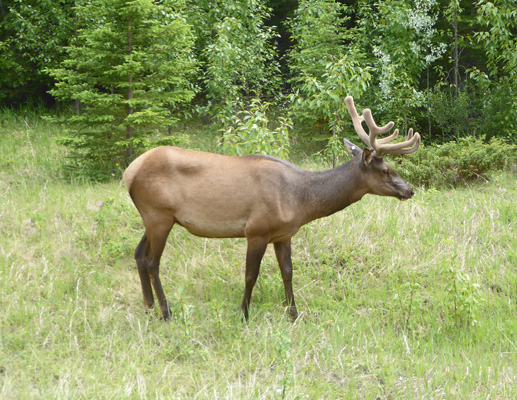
[123,96,421,321]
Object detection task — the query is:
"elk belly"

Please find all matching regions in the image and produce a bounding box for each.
[175,213,248,238]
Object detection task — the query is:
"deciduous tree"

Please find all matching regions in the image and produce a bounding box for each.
[187,0,281,125]
[0,0,74,105]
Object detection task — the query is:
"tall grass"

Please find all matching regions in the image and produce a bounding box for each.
[1,112,517,399]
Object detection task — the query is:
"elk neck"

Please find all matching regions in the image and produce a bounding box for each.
[297,157,369,224]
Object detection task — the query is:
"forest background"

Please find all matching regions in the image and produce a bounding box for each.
[1,0,516,180]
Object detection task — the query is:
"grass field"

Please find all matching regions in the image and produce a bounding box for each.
[1,112,517,399]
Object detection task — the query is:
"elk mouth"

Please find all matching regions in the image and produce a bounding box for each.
[397,190,414,201]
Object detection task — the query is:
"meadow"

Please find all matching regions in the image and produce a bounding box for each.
[1,112,517,399]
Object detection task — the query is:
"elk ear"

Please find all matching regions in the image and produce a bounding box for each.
[362,148,374,165]
[343,138,362,157]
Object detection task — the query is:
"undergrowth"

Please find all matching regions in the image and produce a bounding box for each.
[394,136,517,188]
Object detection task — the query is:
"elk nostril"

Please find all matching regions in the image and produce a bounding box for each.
[410,190,414,197]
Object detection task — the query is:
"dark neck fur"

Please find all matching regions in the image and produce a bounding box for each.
[298,158,368,223]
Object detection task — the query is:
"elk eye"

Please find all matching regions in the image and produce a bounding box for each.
[383,168,389,175]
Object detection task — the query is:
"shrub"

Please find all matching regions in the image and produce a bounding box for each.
[427,79,517,142]
[393,136,517,188]
[218,98,291,159]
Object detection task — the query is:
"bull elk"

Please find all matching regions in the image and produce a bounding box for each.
[123,96,421,321]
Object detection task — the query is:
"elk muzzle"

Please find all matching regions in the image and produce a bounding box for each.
[397,188,414,201]
[394,178,414,201]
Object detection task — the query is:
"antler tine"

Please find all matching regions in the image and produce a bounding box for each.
[377,128,399,144]
[375,128,421,155]
[345,96,370,148]
[384,129,421,155]
[363,108,404,157]
[362,109,395,146]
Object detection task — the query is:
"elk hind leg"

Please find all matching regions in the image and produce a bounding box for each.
[136,217,175,320]
[134,233,155,310]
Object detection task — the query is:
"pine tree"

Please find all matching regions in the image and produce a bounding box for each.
[48,0,196,179]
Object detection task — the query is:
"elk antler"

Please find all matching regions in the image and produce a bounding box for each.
[345,96,421,157]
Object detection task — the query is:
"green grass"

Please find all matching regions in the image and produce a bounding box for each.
[1,112,517,399]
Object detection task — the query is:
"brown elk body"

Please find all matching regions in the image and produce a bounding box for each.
[123,96,421,321]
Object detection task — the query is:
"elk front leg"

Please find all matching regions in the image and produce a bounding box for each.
[274,239,298,320]
[241,237,268,321]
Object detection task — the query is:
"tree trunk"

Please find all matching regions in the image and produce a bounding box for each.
[73,6,82,116]
[452,7,459,99]
[451,5,463,138]
[427,65,432,140]
[126,18,134,163]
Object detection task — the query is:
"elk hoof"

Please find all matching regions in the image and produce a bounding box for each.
[160,303,171,321]
[286,306,299,321]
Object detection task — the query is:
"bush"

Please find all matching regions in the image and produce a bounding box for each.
[218,99,291,159]
[393,137,517,188]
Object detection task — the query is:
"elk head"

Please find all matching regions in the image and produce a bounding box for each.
[344,96,421,200]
